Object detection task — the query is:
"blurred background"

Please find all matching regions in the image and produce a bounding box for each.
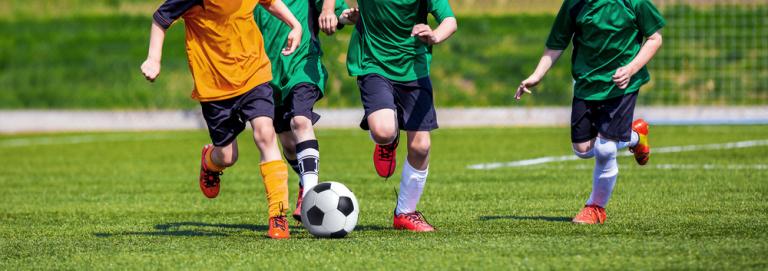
[0,0,766,111]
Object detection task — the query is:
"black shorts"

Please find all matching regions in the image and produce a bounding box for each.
[273,83,322,133]
[357,74,438,131]
[200,83,275,147]
[571,91,638,143]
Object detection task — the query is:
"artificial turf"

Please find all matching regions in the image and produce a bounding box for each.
[1,125,767,269]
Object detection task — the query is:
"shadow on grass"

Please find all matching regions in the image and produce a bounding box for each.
[478,215,571,222]
[94,221,389,238]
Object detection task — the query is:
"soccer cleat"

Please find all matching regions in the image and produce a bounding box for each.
[373,135,399,178]
[393,211,435,232]
[267,216,290,239]
[572,205,607,224]
[292,186,304,222]
[199,144,222,198]
[629,119,651,165]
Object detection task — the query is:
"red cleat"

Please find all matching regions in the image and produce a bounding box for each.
[292,186,304,222]
[393,211,435,232]
[629,119,651,165]
[572,205,607,224]
[373,136,399,178]
[199,144,222,198]
[268,216,290,239]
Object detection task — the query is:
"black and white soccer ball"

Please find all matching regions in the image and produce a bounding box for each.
[300,182,359,238]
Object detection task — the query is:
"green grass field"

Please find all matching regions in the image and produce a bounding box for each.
[1,125,767,269]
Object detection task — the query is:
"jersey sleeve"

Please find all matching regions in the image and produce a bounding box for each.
[633,0,666,37]
[545,0,574,50]
[152,0,202,29]
[429,0,455,23]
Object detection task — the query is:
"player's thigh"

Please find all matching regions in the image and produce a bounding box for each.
[570,97,598,145]
[595,92,637,142]
[357,74,397,132]
[395,77,438,132]
[286,84,321,135]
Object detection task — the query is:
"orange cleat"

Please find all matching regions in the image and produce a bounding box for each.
[572,205,607,224]
[393,211,435,232]
[373,136,399,178]
[268,216,290,239]
[629,119,651,165]
[292,186,304,222]
[199,144,222,198]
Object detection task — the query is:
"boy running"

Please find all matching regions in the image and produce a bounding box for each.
[254,0,358,222]
[140,0,303,239]
[516,0,665,224]
[347,0,457,231]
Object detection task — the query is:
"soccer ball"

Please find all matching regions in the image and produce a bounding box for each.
[300,182,359,238]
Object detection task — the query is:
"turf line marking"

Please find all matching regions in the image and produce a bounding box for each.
[467,139,768,170]
[0,134,179,148]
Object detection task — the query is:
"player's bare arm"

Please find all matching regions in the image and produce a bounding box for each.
[140,21,167,82]
[411,17,457,45]
[339,7,359,25]
[264,0,303,55]
[318,0,339,35]
[515,49,564,100]
[613,31,663,89]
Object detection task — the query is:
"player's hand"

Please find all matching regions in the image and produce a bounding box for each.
[283,26,302,55]
[612,66,636,89]
[140,58,161,82]
[515,75,541,100]
[340,8,359,25]
[412,24,438,45]
[319,9,338,35]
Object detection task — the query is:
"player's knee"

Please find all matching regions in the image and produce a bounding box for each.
[290,116,313,133]
[252,125,276,146]
[215,148,238,167]
[218,153,238,167]
[408,137,431,159]
[593,138,618,161]
[370,126,398,144]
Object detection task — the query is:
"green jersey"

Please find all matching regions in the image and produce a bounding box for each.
[347,0,455,82]
[254,0,348,103]
[546,0,666,101]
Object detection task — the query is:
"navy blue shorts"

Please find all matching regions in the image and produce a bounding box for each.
[357,74,438,131]
[200,83,275,147]
[273,83,322,134]
[571,91,638,143]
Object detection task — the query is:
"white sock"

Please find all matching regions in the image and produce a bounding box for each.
[296,140,319,197]
[395,160,428,215]
[617,131,639,149]
[586,138,619,207]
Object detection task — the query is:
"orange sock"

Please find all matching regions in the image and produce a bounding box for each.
[204,146,225,172]
[260,160,289,217]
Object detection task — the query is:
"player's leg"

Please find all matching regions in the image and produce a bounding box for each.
[391,76,438,232]
[274,99,305,221]
[573,92,639,224]
[358,74,399,178]
[241,83,290,239]
[284,84,323,221]
[198,98,248,199]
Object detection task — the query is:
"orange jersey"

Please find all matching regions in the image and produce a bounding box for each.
[153,0,275,102]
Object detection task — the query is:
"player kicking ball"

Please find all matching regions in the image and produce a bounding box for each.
[254,0,358,222]
[140,0,302,239]
[346,0,457,231]
[516,0,665,224]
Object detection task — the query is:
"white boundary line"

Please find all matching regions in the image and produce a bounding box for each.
[0,134,181,148]
[467,139,768,170]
